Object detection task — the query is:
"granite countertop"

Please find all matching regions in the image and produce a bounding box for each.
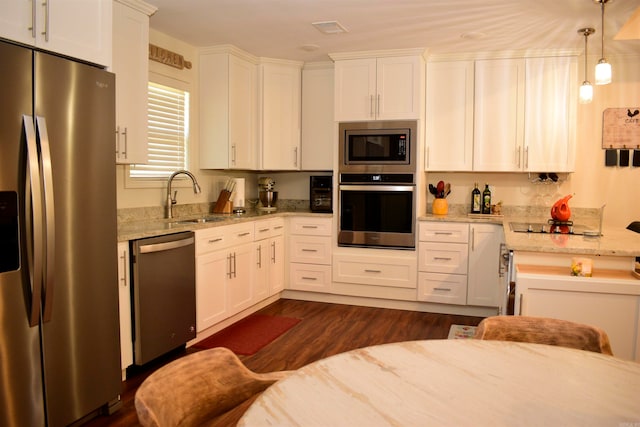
[419,212,640,257]
[118,209,331,241]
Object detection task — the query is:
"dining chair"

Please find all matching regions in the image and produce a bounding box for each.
[134,347,292,427]
[473,315,613,355]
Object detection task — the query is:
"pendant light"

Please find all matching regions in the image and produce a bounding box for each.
[595,0,612,85]
[578,28,595,104]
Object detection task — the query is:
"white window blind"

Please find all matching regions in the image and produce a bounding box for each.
[130,82,189,178]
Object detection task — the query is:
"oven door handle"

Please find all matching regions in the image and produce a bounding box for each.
[339,185,415,192]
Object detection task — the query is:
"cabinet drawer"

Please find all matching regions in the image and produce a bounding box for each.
[289,217,332,236]
[289,263,332,292]
[226,222,255,246]
[418,242,468,274]
[196,227,230,255]
[288,236,331,264]
[419,222,469,243]
[254,218,285,240]
[417,272,467,304]
[333,255,417,289]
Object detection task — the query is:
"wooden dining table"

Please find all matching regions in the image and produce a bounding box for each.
[238,339,640,426]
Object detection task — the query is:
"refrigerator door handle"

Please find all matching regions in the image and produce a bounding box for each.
[36,116,56,323]
[23,115,44,327]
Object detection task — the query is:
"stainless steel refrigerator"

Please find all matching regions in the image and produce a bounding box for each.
[0,39,122,426]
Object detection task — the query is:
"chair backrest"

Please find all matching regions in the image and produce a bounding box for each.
[135,347,291,427]
[473,316,613,355]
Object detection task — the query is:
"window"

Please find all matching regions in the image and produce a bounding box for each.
[130,82,189,178]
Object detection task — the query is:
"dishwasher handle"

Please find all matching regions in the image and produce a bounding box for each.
[138,236,195,254]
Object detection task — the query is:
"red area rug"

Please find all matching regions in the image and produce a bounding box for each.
[193,314,301,355]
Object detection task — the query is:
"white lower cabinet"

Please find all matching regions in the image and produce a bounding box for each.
[418,221,503,308]
[288,216,332,292]
[515,263,640,362]
[254,218,285,300]
[195,222,254,332]
[117,241,132,377]
[467,224,505,307]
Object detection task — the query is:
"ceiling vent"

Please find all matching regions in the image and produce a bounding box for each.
[312,21,349,35]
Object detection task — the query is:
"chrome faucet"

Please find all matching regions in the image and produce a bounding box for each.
[166,170,202,219]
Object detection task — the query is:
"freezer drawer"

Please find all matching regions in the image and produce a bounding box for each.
[132,232,196,365]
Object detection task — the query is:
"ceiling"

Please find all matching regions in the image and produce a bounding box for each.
[146,0,640,62]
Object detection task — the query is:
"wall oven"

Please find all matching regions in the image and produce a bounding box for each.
[338,120,418,249]
[338,173,416,249]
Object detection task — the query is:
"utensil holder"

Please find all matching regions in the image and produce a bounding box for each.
[432,198,448,215]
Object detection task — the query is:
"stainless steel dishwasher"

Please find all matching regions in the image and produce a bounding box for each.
[131,231,196,365]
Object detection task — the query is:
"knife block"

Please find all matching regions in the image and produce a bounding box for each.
[213,190,232,213]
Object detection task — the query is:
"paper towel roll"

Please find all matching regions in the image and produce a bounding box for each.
[232,178,245,208]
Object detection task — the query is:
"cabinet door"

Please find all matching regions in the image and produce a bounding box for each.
[474,58,525,172]
[227,243,254,315]
[253,240,270,302]
[260,62,301,170]
[0,1,33,46]
[117,242,132,373]
[113,1,149,164]
[269,235,285,294]
[229,55,257,169]
[301,65,334,170]
[45,0,112,67]
[334,58,377,121]
[376,56,421,120]
[0,0,111,67]
[467,224,504,307]
[425,61,474,171]
[524,56,577,172]
[199,52,258,170]
[195,250,228,332]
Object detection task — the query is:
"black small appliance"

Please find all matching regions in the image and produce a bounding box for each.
[310,176,332,213]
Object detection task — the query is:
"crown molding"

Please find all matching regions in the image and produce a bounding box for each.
[426,48,581,62]
[114,0,157,16]
[329,48,428,61]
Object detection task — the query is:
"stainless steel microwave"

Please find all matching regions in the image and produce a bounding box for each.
[339,120,417,174]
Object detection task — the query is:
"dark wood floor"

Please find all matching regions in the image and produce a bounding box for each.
[85,299,483,426]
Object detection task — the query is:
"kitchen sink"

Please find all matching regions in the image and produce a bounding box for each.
[171,216,227,225]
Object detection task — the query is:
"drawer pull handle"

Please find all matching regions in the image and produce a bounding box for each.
[302,249,317,252]
[434,232,453,235]
[274,226,283,230]
[208,238,223,243]
[433,287,452,292]
[364,269,381,273]
[302,225,318,229]
[238,232,250,237]
[258,228,269,233]
[301,276,317,281]
[433,257,452,261]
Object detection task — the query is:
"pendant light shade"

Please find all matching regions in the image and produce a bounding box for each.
[578,28,595,104]
[595,0,612,85]
[595,59,612,85]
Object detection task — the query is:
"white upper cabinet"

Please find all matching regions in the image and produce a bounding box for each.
[473,58,526,172]
[258,60,302,170]
[333,53,424,121]
[524,56,577,173]
[0,0,112,67]
[425,61,474,171]
[301,63,334,171]
[199,47,258,170]
[426,54,577,173]
[112,0,155,165]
